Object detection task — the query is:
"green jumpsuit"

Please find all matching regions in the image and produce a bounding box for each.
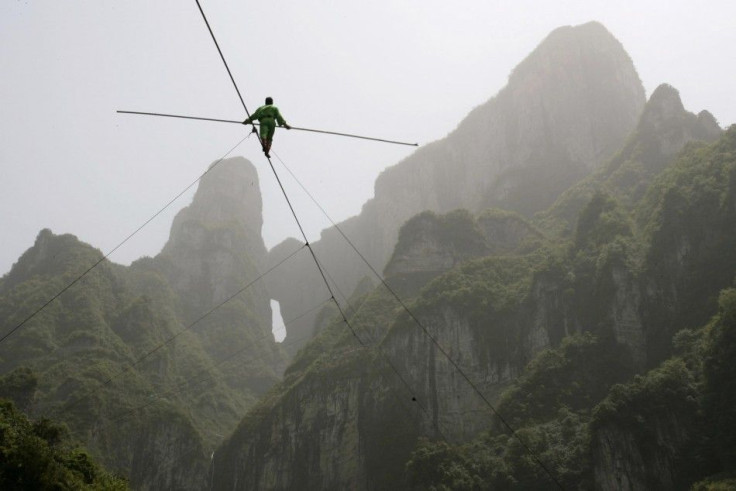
[244,104,288,144]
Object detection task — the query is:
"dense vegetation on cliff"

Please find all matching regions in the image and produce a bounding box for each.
[404,286,736,490]
[0,159,285,489]
[213,115,734,489]
[1,20,734,490]
[401,126,736,489]
[0,398,127,489]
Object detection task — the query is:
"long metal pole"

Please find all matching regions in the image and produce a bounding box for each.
[117,110,419,147]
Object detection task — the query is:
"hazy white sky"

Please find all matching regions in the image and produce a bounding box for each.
[2,1,735,275]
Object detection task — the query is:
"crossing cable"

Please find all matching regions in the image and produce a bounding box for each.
[310,252,445,438]
[122,301,438,487]
[194,0,250,119]
[195,3,560,487]
[271,151,565,489]
[0,135,251,347]
[274,251,449,446]
[81,300,330,435]
[117,110,419,147]
[193,0,441,429]
[145,297,330,401]
[51,243,307,419]
[65,297,331,444]
[193,0,358,338]
[114,299,437,489]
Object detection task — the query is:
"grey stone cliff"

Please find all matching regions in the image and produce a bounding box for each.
[267,21,647,353]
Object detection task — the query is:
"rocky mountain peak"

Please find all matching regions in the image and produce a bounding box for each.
[370,21,645,220]
[510,21,635,84]
[498,20,645,178]
[1,229,102,293]
[0,162,286,490]
[634,83,722,164]
[697,110,720,130]
[268,21,647,351]
[161,157,265,258]
[169,157,263,239]
[639,84,686,129]
[158,157,269,315]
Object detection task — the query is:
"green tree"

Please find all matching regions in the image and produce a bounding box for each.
[0,399,127,490]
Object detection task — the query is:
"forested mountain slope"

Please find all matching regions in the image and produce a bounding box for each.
[212,110,734,490]
[1,19,732,491]
[0,157,286,490]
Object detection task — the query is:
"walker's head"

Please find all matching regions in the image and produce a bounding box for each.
[265,97,273,105]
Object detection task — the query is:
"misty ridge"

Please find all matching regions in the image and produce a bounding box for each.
[1,20,736,491]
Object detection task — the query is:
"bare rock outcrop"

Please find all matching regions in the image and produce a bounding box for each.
[268,21,646,352]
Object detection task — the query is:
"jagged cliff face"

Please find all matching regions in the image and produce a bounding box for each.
[212,84,733,490]
[214,350,386,490]
[537,85,726,368]
[0,230,215,490]
[461,21,645,213]
[2,20,730,490]
[540,83,723,234]
[634,84,721,168]
[213,233,633,488]
[384,209,542,297]
[602,82,722,206]
[159,157,268,318]
[268,21,646,353]
[152,158,283,372]
[592,414,692,491]
[0,157,287,490]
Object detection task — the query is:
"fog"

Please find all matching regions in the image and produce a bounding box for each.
[2,0,735,275]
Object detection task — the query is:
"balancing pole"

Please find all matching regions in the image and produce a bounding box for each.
[117,110,418,147]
